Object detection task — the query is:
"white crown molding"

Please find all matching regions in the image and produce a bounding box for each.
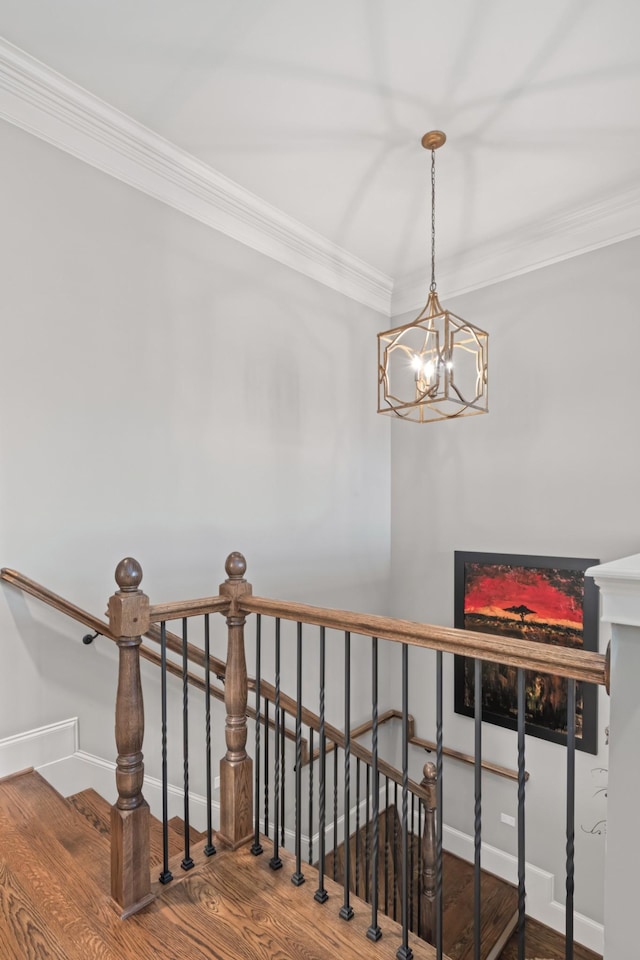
[0,37,392,317]
[392,185,640,317]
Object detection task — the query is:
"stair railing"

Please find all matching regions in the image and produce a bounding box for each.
[3,552,609,960]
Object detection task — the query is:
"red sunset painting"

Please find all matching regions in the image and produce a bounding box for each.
[454,554,599,753]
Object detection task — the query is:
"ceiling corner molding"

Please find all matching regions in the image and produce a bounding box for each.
[392,188,640,317]
[0,37,392,316]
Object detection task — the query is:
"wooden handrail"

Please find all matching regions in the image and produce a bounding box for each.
[0,567,117,639]
[239,595,607,685]
[345,709,527,782]
[2,566,529,781]
[4,567,604,685]
[148,596,230,622]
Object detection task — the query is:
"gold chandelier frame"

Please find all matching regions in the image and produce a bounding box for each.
[377,131,489,423]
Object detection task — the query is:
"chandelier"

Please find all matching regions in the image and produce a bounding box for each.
[378,131,489,423]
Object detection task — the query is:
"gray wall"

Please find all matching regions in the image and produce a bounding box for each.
[389,237,640,923]
[0,120,391,775]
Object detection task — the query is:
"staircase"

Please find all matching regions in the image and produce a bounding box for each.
[0,769,442,960]
[325,805,518,960]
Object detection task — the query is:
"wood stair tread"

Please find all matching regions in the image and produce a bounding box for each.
[67,787,202,869]
[325,804,517,960]
[1,770,448,960]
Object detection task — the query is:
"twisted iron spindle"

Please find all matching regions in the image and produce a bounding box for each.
[159,621,173,884]
[339,631,354,921]
[181,618,194,871]
[280,706,286,847]
[367,636,382,943]
[385,776,390,917]
[315,626,328,903]
[356,757,361,897]
[270,619,282,871]
[365,763,371,903]
[292,622,305,886]
[396,643,413,960]
[308,727,314,866]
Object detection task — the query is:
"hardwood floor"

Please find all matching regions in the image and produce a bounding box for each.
[0,769,445,960]
[500,917,601,960]
[325,804,518,960]
[0,770,601,960]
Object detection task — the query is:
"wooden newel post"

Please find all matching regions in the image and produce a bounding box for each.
[108,557,153,917]
[420,761,437,945]
[218,551,253,849]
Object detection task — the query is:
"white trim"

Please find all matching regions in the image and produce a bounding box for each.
[0,37,392,316]
[0,717,78,777]
[391,189,640,316]
[443,825,603,954]
[4,36,639,322]
[37,749,218,834]
[587,554,640,628]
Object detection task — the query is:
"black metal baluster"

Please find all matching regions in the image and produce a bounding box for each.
[393,781,399,922]
[385,776,390,917]
[181,618,194,870]
[270,619,282,870]
[474,658,482,960]
[251,614,263,856]
[517,668,526,960]
[308,727,314,866]
[333,746,339,881]
[566,679,576,960]
[397,643,413,960]
[264,696,270,840]
[203,614,216,857]
[417,799,423,939]
[410,793,415,933]
[365,762,371,904]
[356,757,361,897]
[339,631,354,921]
[281,706,286,847]
[315,626,329,903]
[292,622,305,885]
[159,621,173,884]
[436,650,443,960]
[367,637,382,942]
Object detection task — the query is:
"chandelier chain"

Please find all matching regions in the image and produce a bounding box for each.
[430,148,437,292]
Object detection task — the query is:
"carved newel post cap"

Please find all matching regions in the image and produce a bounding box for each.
[225,552,247,581]
[423,761,437,781]
[115,557,143,592]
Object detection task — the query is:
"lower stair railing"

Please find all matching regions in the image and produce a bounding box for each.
[1,551,609,960]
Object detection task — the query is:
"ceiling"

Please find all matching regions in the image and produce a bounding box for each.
[2,0,640,307]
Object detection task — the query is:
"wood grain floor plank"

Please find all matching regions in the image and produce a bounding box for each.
[500,916,601,960]
[0,859,70,960]
[0,773,454,960]
[0,774,215,960]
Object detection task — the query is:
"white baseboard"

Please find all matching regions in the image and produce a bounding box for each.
[0,717,78,777]
[38,750,218,834]
[443,824,604,954]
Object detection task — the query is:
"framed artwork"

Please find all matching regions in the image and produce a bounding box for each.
[454,551,599,754]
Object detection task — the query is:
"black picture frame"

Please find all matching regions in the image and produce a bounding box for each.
[454,551,599,755]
